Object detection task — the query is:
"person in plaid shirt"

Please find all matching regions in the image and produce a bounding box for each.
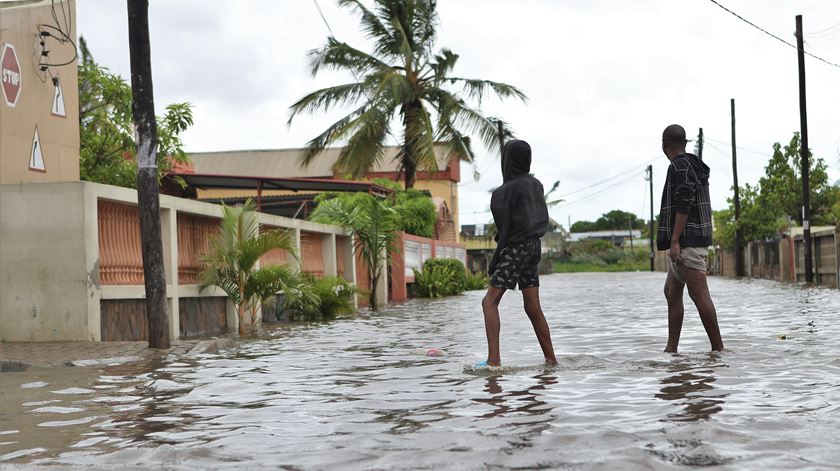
[657,124,724,353]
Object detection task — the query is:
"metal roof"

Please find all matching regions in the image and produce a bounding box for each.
[187,145,454,179]
[172,172,394,197]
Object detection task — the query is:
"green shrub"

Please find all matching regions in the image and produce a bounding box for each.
[423,258,467,290]
[599,249,625,265]
[394,189,437,238]
[311,184,437,238]
[285,274,358,321]
[570,253,608,266]
[569,239,614,255]
[413,258,467,297]
[464,271,489,291]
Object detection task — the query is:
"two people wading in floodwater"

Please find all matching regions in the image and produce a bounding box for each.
[477,126,723,370]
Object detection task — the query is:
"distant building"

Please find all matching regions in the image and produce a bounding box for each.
[461,218,569,273]
[183,145,462,241]
[569,230,642,248]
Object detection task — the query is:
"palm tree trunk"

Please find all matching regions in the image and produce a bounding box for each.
[369,273,378,311]
[402,101,423,189]
[238,280,247,335]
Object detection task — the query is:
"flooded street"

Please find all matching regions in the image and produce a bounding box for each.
[2,272,840,470]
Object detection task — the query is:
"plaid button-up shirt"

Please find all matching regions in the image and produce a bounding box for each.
[656,153,713,250]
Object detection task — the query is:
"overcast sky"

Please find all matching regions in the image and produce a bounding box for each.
[76,0,840,228]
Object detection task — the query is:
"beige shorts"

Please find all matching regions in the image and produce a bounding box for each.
[670,246,709,283]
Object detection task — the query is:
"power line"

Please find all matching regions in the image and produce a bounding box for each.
[553,157,658,200]
[312,0,336,37]
[705,136,772,157]
[551,171,643,211]
[807,22,840,38]
[707,0,840,69]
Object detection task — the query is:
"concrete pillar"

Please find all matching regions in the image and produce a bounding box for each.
[346,235,358,309]
[162,208,179,340]
[377,254,389,305]
[322,233,337,276]
[83,184,102,341]
[294,228,302,272]
[835,228,840,286]
[390,232,407,302]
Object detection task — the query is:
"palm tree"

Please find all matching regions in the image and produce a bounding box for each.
[288,0,527,189]
[199,200,301,334]
[311,194,397,310]
[544,180,564,207]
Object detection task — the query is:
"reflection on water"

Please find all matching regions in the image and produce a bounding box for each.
[656,369,726,422]
[2,273,840,469]
[476,373,558,419]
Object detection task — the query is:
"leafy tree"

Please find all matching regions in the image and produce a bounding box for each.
[78,37,194,188]
[310,194,398,310]
[758,133,840,226]
[312,181,437,238]
[199,200,302,335]
[571,210,645,232]
[713,133,840,248]
[287,0,526,189]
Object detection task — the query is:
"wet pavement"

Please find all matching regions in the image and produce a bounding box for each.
[2,272,840,470]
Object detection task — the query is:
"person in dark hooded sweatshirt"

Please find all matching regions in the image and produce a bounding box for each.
[478,139,557,369]
[657,124,724,353]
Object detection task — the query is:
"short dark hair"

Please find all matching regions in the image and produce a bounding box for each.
[662,124,688,145]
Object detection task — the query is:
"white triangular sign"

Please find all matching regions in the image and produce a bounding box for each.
[51,81,65,117]
[29,127,45,171]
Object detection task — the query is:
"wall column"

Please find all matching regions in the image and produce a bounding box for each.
[390,232,407,302]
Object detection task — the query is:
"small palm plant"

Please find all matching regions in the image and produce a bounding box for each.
[199,200,300,335]
[311,194,397,310]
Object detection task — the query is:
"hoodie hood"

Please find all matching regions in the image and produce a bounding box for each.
[683,153,710,184]
[501,139,532,182]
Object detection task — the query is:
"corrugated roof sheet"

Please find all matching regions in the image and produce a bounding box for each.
[187,145,453,179]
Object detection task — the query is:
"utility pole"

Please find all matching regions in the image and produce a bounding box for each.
[628,219,634,251]
[647,165,654,272]
[127,0,170,349]
[696,128,704,160]
[796,15,813,282]
[731,99,743,277]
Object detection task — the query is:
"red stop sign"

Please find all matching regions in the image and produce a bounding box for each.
[2,44,21,107]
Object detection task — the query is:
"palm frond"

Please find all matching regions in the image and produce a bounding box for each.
[308,37,393,77]
[333,99,394,178]
[428,48,459,83]
[338,0,391,47]
[447,77,528,105]
[428,88,500,151]
[404,104,438,171]
[287,82,369,125]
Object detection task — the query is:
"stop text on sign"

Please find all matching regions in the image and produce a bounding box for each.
[2,43,22,107]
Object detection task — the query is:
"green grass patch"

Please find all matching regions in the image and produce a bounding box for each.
[553,260,648,273]
[552,246,649,273]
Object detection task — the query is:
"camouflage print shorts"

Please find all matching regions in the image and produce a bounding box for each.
[490,239,541,290]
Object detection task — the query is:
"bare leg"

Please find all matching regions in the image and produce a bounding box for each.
[682,268,724,351]
[521,287,557,365]
[664,269,685,353]
[481,286,507,366]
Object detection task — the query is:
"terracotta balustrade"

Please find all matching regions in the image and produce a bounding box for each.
[300,231,325,277]
[98,201,144,285]
[259,226,291,267]
[177,213,220,285]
